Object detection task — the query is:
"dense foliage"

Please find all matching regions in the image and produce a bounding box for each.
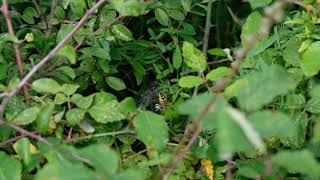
[1,0,320,179]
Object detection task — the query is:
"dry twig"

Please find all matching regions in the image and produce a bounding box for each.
[2,0,29,101]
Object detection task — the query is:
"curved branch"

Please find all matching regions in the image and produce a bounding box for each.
[2,0,29,101]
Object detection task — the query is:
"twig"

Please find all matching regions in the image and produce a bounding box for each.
[67,130,135,143]
[162,125,202,180]
[0,134,27,146]
[202,0,213,58]
[2,0,29,101]
[32,0,48,28]
[162,96,216,179]
[79,15,124,47]
[226,159,234,179]
[45,0,57,37]
[1,120,52,146]
[0,119,94,165]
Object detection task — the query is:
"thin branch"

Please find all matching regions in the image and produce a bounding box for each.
[67,130,135,143]
[226,159,234,179]
[2,0,29,101]
[0,134,27,146]
[162,97,216,179]
[32,0,48,28]
[1,121,52,146]
[79,15,124,47]
[39,15,123,78]
[162,125,202,180]
[45,0,58,37]
[202,0,213,58]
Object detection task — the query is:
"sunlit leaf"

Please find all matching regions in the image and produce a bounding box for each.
[0,151,21,180]
[32,78,62,94]
[134,111,169,151]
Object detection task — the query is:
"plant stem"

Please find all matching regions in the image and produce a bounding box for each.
[202,0,213,58]
[2,0,29,102]
[68,130,136,143]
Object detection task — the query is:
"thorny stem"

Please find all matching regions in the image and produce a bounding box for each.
[2,0,29,102]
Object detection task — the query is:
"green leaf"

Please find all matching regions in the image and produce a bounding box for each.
[178,76,204,88]
[179,93,215,129]
[70,0,86,19]
[0,64,7,81]
[208,48,227,57]
[12,107,40,125]
[112,169,146,180]
[36,103,55,134]
[25,33,34,42]
[306,98,320,114]
[111,24,133,41]
[93,92,117,104]
[248,111,297,142]
[56,24,73,43]
[32,78,62,94]
[100,9,117,25]
[182,41,207,72]
[248,0,272,9]
[119,97,137,117]
[78,144,118,176]
[35,161,95,180]
[80,47,111,60]
[173,45,182,69]
[105,76,126,91]
[241,11,262,48]
[22,7,38,24]
[247,34,278,57]
[283,37,301,67]
[57,66,76,80]
[310,85,320,98]
[88,100,125,123]
[212,97,256,157]
[70,94,94,110]
[57,45,76,64]
[235,159,265,178]
[0,151,22,180]
[181,0,192,12]
[54,93,68,105]
[54,6,65,19]
[13,138,31,165]
[66,108,85,126]
[112,0,145,16]
[301,41,320,76]
[8,77,20,91]
[61,84,79,96]
[155,8,169,26]
[224,78,249,97]
[167,10,185,21]
[206,67,231,81]
[239,65,296,111]
[134,111,169,151]
[273,150,320,177]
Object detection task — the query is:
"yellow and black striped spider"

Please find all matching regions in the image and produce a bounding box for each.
[155,92,168,112]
